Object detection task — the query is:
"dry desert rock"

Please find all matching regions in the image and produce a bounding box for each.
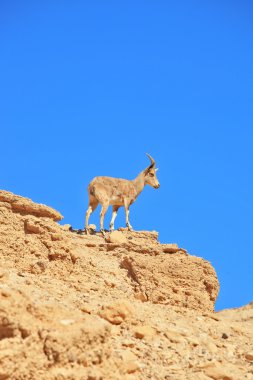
[0,190,252,380]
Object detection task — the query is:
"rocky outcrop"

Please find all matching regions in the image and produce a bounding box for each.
[0,190,62,221]
[0,190,252,380]
[0,190,219,313]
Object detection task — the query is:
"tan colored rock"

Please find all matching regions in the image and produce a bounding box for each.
[205,340,218,354]
[134,291,148,302]
[104,279,116,288]
[245,352,253,362]
[124,360,140,374]
[162,243,180,253]
[30,260,48,274]
[0,190,251,380]
[80,304,93,314]
[203,363,239,380]
[0,190,63,221]
[120,350,139,374]
[164,328,186,343]
[187,336,200,346]
[133,325,156,339]
[51,233,63,241]
[99,300,134,325]
[70,247,84,263]
[0,370,10,380]
[120,253,219,312]
[193,373,212,380]
[1,289,11,298]
[60,224,72,231]
[106,231,128,244]
[0,269,9,280]
[25,219,43,234]
[122,339,135,348]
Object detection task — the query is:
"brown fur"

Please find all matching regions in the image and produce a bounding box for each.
[85,154,160,232]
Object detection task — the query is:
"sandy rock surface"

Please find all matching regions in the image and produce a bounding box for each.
[0,190,252,380]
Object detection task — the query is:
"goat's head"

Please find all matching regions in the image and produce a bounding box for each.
[143,153,160,189]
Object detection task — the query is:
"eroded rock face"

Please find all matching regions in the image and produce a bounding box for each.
[0,190,63,221]
[120,251,218,311]
[0,190,252,380]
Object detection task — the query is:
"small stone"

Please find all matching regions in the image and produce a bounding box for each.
[99,300,133,325]
[48,249,68,261]
[30,261,47,274]
[105,231,127,245]
[133,325,156,339]
[60,319,75,326]
[70,248,83,263]
[0,269,9,280]
[187,336,199,346]
[245,352,253,362]
[87,368,103,380]
[104,279,116,288]
[67,350,77,363]
[164,328,185,343]
[204,363,235,380]
[78,353,88,366]
[0,370,10,379]
[134,292,148,302]
[162,244,179,253]
[51,233,63,241]
[222,333,229,339]
[122,339,135,348]
[124,360,140,374]
[1,289,11,297]
[205,341,218,354]
[61,224,72,231]
[25,220,42,234]
[80,304,93,314]
[120,350,140,374]
[121,350,137,362]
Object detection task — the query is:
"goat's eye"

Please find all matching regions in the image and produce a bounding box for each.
[149,173,154,177]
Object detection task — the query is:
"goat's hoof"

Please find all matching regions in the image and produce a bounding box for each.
[101,229,106,237]
[84,228,90,235]
[127,226,133,232]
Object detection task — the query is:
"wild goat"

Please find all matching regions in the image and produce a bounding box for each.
[85,154,160,234]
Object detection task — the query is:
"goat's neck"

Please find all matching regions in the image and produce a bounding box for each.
[132,171,146,196]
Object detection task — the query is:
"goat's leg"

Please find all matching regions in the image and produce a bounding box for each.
[110,206,120,232]
[124,201,133,231]
[100,202,109,235]
[85,197,98,233]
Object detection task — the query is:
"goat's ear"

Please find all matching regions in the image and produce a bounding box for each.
[155,168,159,172]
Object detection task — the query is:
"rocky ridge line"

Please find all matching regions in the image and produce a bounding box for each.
[0,190,252,380]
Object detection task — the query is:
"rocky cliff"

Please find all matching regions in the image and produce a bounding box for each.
[0,190,252,380]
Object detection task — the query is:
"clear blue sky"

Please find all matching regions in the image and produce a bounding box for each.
[1,1,252,311]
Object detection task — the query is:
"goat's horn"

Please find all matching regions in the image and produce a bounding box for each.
[146,153,155,167]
